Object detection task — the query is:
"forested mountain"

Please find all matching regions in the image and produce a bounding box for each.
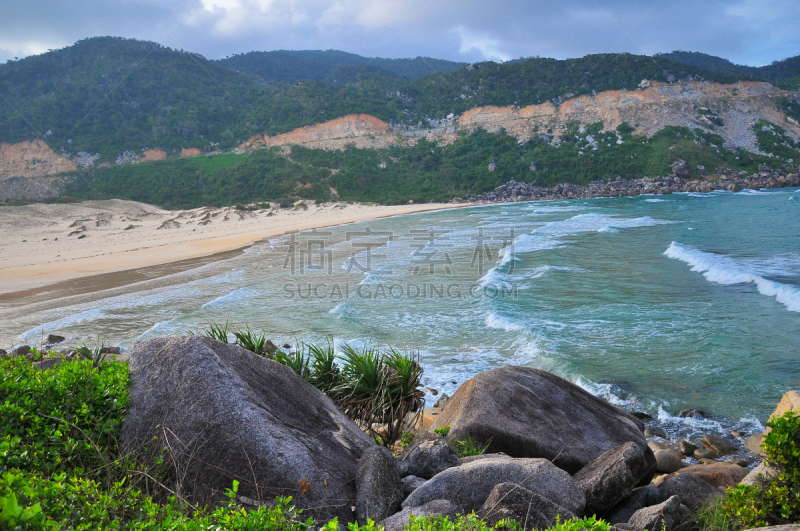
[217,49,465,83]
[0,36,759,162]
[655,51,800,89]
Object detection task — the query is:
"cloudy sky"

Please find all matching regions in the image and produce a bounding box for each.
[1,0,798,66]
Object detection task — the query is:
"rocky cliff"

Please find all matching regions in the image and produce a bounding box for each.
[0,140,76,181]
[455,81,799,152]
[240,114,392,150]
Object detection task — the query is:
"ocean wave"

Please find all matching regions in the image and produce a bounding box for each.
[644,198,668,203]
[535,213,673,237]
[200,286,259,309]
[665,242,800,312]
[575,376,630,407]
[485,312,528,332]
[136,318,183,340]
[19,308,106,341]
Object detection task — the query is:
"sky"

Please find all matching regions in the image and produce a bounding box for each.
[1,0,798,66]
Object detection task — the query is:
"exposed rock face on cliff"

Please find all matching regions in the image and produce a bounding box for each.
[456,81,799,153]
[240,114,392,150]
[0,140,76,180]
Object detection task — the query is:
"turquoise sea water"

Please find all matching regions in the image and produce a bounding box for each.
[3,188,799,441]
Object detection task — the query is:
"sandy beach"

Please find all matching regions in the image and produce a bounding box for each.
[0,199,466,295]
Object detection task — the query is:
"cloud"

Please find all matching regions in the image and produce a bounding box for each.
[0,0,797,66]
[454,26,510,62]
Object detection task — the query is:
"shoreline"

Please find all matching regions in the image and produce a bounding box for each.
[0,200,471,297]
[2,169,797,299]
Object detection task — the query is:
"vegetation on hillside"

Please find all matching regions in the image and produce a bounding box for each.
[656,51,800,89]
[218,49,465,83]
[62,122,792,209]
[0,36,764,162]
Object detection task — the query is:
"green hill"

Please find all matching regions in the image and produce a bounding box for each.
[0,36,759,163]
[217,50,465,83]
[0,36,264,162]
[655,51,800,89]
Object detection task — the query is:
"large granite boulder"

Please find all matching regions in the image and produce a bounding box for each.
[573,441,657,517]
[658,473,722,512]
[397,432,460,479]
[356,446,404,524]
[623,496,689,531]
[677,463,749,489]
[478,483,577,530]
[402,454,585,515]
[431,366,648,474]
[121,336,374,524]
[605,485,664,525]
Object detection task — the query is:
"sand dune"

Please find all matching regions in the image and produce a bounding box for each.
[0,200,463,294]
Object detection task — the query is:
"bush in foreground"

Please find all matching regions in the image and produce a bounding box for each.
[696,410,800,530]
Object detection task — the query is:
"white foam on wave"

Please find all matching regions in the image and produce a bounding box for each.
[136,318,183,340]
[644,198,667,203]
[575,376,630,407]
[19,309,106,341]
[485,311,528,332]
[535,213,673,237]
[665,242,800,312]
[657,405,726,432]
[201,286,259,309]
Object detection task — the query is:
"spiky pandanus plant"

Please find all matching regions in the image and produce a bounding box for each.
[332,344,424,446]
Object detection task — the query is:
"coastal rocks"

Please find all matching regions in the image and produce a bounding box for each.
[671,160,690,179]
[644,427,667,438]
[402,455,586,516]
[573,442,657,517]
[702,433,738,456]
[121,336,374,524]
[622,496,689,531]
[605,485,664,524]
[740,463,778,487]
[401,476,427,497]
[677,463,750,488]
[478,483,576,530]
[678,439,698,456]
[654,449,684,473]
[46,334,65,344]
[767,391,800,431]
[431,366,651,475]
[658,473,723,511]
[381,500,458,531]
[471,171,800,205]
[355,447,404,525]
[694,448,720,460]
[742,527,800,531]
[397,432,460,479]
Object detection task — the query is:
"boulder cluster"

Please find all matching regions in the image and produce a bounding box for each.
[8,335,789,530]
[457,164,800,203]
[110,336,786,530]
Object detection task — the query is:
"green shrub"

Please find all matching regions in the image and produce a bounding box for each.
[434,426,451,438]
[706,410,800,530]
[452,436,490,458]
[202,320,230,343]
[0,356,129,478]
